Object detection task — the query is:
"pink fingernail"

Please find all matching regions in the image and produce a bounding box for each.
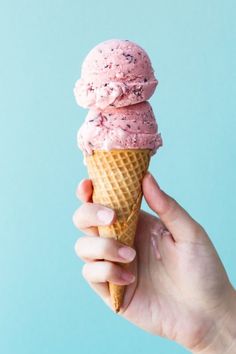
[118,247,136,261]
[121,272,135,283]
[97,209,114,224]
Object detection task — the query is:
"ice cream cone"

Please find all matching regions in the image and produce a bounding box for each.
[75,40,162,312]
[86,149,151,312]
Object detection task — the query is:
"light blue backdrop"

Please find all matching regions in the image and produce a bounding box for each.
[0,1,235,353]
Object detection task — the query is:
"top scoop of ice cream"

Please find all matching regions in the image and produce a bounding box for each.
[78,102,162,155]
[74,39,158,109]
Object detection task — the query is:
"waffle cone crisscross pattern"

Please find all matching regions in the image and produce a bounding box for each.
[86,149,150,312]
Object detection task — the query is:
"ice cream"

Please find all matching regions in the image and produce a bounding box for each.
[74,39,158,109]
[74,39,162,312]
[78,102,162,155]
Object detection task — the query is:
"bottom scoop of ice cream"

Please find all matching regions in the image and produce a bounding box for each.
[78,102,162,155]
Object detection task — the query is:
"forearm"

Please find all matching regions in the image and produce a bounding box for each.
[192,289,236,354]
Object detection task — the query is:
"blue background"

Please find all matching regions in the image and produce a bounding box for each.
[0,0,235,353]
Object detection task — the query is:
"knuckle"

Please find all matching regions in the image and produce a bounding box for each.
[165,197,179,220]
[74,238,84,256]
[82,262,95,281]
[72,203,92,228]
[168,196,178,210]
[72,209,79,226]
[72,207,84,228]
[78,203,88,214]
[81,264,88,279]
[193,222,206,238]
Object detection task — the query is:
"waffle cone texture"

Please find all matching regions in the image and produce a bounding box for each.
[86,149,151,312]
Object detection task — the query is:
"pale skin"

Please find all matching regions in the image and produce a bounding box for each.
[73,173,236,353]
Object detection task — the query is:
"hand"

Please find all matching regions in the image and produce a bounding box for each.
[73,173,236,353]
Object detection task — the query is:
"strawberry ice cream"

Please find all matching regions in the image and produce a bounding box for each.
[78,102,162,155]
[74,39,158,110]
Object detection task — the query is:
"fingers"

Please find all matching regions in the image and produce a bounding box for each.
[75,236,136,312]
[82,261,135,285]
[73,203,116,235]
[76,179,93,202]
[74,179,116,236]
[142,172,205,243]
[75,236,136,263]
[74,179,96,235]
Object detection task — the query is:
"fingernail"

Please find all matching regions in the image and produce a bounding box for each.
[118,246,136,261]
[146,172,160,189]
[97,209,114,224]
[120,271,135,283]
[72,210,78,226]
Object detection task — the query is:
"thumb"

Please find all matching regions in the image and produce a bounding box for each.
[142,172,204,243]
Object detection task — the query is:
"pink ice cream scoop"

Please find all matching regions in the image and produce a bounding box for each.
[74,39,158,110]
[78,102,162,155]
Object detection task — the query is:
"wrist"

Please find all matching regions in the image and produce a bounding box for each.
[192,288,236,354]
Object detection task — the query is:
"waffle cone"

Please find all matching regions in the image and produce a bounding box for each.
[86,149,151,312]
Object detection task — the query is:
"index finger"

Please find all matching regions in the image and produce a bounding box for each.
[76,179,93,202]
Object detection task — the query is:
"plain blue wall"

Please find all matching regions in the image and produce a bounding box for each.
[0,1,235,353]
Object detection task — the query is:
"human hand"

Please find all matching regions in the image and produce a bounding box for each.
[73,173,236,353]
